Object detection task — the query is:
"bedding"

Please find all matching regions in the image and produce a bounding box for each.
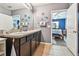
[52,29,62,35]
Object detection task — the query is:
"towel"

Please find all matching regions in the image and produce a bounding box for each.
[11,44,16,56]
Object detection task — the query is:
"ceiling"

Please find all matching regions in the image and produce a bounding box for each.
[0,3,26,10]
[31,3,50,7]
[0,3,69,11]
[0,3,52,11]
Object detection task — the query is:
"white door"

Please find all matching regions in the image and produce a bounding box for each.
[66,4,78,55]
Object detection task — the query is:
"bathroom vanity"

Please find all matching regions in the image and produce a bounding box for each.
[0,29,41,56]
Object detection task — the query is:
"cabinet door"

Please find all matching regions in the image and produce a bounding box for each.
[38,31,41,45]
[6,38,12,56]
[14,39,20,56]
[36,32,41,46]
[0,39,6,56]
[31,35,36,55]
[34,33,38,48]
[20,41,30,56]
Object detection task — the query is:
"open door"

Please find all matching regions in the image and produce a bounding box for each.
[66,4,78,56]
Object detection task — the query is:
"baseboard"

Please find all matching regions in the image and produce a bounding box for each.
[40,42,52,45]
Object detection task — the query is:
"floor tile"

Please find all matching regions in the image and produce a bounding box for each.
[48,45,73,56]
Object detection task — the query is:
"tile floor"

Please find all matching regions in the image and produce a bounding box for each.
[52,37,66,46]
[49,36,73,56]
[48,45,73,56]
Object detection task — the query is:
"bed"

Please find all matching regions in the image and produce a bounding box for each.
[52,29,63,39]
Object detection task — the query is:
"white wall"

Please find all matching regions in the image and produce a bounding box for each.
[0,5,12,31]
[0,13,13,31]
[11,3,70,43]
[33,3,70,43]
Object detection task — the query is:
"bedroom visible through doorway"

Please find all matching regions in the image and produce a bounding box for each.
[51,9,67,46]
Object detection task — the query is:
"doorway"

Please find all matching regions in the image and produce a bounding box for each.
[51,9,67,46]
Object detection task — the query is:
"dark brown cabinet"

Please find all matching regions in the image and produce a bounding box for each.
[20,40,30,56]
[31,38,36,55]
[6,38,13,56]
[14,37,31,56]
[6,31,41,56]
[14,39,20,56]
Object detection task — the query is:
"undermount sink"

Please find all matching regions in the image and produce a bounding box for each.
[8,32,24,36]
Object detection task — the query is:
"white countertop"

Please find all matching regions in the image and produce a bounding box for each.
[0,38,6,41]
[0,29,41,38]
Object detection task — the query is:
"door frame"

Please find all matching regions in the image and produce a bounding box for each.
[51,9,67,44]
